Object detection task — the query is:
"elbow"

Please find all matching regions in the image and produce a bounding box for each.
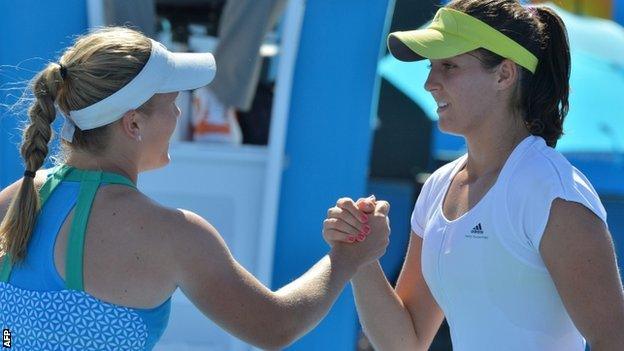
[252,341,286,351]
[362,325,425,351]
[584,327,624,350]
[269,337,298,350]
[251,294,319,349]
[268,321,302,349]
[258,299,314,349]
[253,329,299,350]
[365,335,424,351]
[251,313,302,350]
[585,333,624,350]
[273,330,300,349]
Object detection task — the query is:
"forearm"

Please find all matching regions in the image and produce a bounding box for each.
[351,261,421,350]
[271,248,357,345]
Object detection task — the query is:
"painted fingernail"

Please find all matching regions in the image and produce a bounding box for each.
[348,236,356,243]
[357,234,365,242]
[360,214,368,223]
[363,225,371,235]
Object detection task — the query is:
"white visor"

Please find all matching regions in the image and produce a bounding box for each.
[62,39,216,142]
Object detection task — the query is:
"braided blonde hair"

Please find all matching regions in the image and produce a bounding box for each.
[1,27,152,263]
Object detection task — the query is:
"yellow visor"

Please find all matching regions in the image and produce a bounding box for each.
[388,8,538,73]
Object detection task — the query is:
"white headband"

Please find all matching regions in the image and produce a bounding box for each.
[61,39,216,142]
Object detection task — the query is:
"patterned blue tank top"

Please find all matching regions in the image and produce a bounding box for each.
[0,165,171,350]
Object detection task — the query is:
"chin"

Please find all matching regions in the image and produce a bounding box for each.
[141,156,171,172]
[437,120,465,137]
[154,156,171,170]
[162,154,171,167]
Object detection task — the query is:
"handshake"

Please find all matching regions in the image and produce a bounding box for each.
[323,196,391,269]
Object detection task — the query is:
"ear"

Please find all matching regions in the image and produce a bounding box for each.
[119,110,143,142]
[494,59,518,91]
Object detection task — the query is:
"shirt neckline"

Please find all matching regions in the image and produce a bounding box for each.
[438,135,537,224]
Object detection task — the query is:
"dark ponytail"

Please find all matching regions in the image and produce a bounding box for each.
[447,0,572,147]
[523,6,570,147]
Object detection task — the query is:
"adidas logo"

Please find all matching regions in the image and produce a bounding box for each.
[470,223,484,234]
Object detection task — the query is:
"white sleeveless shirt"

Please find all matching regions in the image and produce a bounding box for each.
[411,135,607,351]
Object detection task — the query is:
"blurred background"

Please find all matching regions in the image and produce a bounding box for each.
[0,0,623,350]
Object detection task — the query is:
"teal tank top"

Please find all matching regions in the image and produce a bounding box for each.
[0,165,171,350]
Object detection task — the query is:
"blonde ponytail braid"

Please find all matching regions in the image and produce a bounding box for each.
[0,63,63,263]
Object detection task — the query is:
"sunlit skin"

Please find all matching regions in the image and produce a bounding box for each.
[0,85,394,349]
[64,92,181,183]
[426,54,499,136]
[135,92,181,171]
[423,53,529,186]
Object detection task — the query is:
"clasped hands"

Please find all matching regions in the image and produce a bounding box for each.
[323,196,391,267]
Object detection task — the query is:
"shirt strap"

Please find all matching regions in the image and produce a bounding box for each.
[0,165,136,287]
[0,165,72,283]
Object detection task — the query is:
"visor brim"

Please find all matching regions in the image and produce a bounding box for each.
[158,52,216,93]
[388,28,479,62]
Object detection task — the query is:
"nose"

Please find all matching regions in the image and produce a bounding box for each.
[424,69,440,93]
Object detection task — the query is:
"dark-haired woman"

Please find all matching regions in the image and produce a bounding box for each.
[321,1,624,350]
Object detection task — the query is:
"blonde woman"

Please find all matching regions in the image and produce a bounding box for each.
[323,0,624,350]
[0,27,390,350]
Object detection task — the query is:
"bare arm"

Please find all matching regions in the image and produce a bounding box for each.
[169,209,388,350]
[540,199,624,350]
[352,233,444,351]
[325,198,444,350]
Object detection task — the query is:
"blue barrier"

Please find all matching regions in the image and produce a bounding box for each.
[271,0,394,349]
[0,0,87,188]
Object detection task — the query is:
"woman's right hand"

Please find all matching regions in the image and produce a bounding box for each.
[323,197,391,268]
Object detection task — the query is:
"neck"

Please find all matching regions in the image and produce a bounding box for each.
[65,151,139,184]
[463,113,530,178]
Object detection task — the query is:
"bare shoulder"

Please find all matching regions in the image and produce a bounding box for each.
[162,208,230,262]
[154,206,236,286]
[116,192,218,240]
[543,199,607,241]
[108,190,228,263]
[83,188,227,298]
[540,198,611,262]
[138,202,236,292]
